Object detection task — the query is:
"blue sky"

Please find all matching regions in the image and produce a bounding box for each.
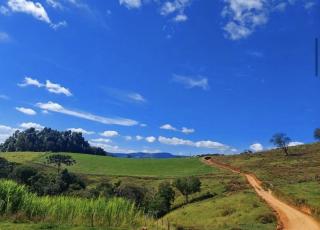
[0,0,319,155]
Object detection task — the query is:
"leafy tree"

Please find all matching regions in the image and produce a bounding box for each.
[314,128,320,141]
[115,184,148,207]
[0,157,14,178]
[10,165,37,185]
[174,176,201,203]
[149,182,175,217]
[270,133,291,156]
[46,154,76,173]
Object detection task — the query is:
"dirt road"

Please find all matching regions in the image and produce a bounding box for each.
[204,158,320,230]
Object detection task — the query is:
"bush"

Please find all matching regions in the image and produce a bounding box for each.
[221,207,236,216]
[115,184,148,207]
[256,213,276,224]
[10,166,37,186]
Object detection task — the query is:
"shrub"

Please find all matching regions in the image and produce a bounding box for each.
[256,213,276,224]
[10,166,37,186]
[221,207,236,216]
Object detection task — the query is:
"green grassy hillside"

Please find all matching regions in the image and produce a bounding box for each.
[213,142,320,218]
[0,152,217,177]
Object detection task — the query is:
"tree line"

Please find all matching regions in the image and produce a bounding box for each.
[0,127,107,155]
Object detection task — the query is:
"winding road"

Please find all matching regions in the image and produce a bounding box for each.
[203,158,320,230]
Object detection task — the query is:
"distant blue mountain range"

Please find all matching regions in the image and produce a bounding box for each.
[110,152,185,159]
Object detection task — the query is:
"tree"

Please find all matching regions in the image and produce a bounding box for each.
[10,165,37,185]
[150,182,175,217]
[314,128,320,141]
[46,154,76,173]
[173,176,201,203]
[270,133,291,156]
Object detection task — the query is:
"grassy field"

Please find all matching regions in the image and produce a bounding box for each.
[213,142,320,218]
[0,151,278,229]
[0,152,217,177]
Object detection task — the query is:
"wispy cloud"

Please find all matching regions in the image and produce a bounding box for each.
[105,88,147,104]
[0,94,9,100]
[161,123,195,134]
[19,77,72,96]
[0,32,10,43]
[16,107,37,115]
[67,128,95,135]
[172,75,209,90]
[160,0,191,23]
[119,0,141,9]
[36,101,139,126]
[288,141,304,147]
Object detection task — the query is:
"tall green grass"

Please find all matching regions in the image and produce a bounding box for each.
[0,180,146,228]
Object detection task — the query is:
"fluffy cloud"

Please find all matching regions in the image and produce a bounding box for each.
[0,125,17,143]
[145,136,156,143]
[45,80,72,96]
[7,0,65,29]
[136,135,144,141]
[181,127,194,134]
[124,136,133,141]
[250,143,263,152]
[173,75,209,90]
[19,77,72,96]
[158,136,229,151]
[161,124,195,134]
[100,130,119,137]
[160,0,191,22]
[20,122,44,130]
[8,0,51,23]
[119,0,141,9]
[36,101,139,126]
[160,124,177,131]
[288,141,304,147]
[16,107,37,115]
[67,128,94,135]
[222,0,269,40]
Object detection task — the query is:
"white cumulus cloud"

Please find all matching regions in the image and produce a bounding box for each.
[67,128,94,135]
[145,136,156,143]
[100,130,119,137]
[20,122,44,130]
[288,141,304,147]
[250,143,263,152]
[160,123,177,131]
[16,107,37,115]
[0,125,17,143]
[181,127,195,134]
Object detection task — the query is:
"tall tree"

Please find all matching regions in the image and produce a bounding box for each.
[174,176,201,203]
[46,154,76,173]
[270,133,291,156]
[314,128,320,141]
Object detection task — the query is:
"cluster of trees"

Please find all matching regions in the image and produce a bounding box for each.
[0,128,106,155]
[0,154,202,218]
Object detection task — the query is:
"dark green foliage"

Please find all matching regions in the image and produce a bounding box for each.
[0,127,107,155]
[256,213,276,224]
[174,176,201,203]
[270,133,291,156]
[314,128,320,141]
[148,182,175,218]
[46,154,76,173]
[115,184,148,207]
[10,165,37,186]
[0,157,14,178]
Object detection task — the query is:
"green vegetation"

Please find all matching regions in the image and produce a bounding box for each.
[173,176,201,203]
[164,184,276,230]
[46,154,76,173]
[213,142,320,219]
[0,151,278,229]
[0,128,106,155]
[0,180,146,229]
[0,152,217,177]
